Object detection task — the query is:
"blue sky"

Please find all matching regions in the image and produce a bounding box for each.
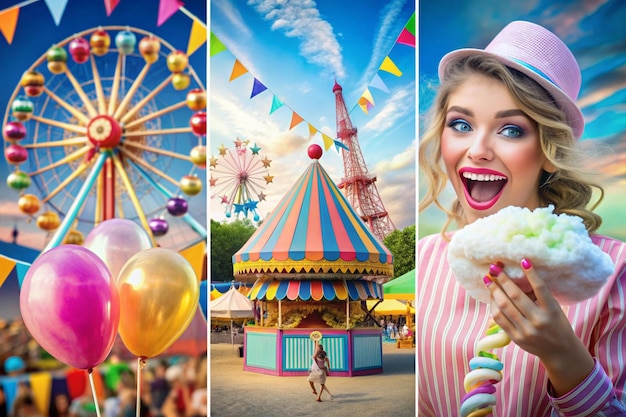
[209,0,416,231]
[0,0,207,251]
[418,0,626,239]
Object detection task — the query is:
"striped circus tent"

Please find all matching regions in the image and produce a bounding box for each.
[232,153,394,281]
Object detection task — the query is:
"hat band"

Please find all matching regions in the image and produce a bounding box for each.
[509,57,556,87]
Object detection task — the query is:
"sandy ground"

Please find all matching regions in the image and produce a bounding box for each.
[209,342,416,417]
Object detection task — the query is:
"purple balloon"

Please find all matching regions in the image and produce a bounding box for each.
[20,245,120,370]
[167,197,188,216]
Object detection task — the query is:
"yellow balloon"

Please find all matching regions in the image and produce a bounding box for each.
[117,248,199,358]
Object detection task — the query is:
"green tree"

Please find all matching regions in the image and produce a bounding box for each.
[384,224,416,278]
[210,219,257,281]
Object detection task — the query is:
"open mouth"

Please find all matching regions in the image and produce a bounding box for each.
[460,170,507,210]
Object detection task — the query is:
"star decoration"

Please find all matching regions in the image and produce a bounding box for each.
[220,195,229,204]
[250,143,261,155]
[242,139,250,147]
[233,203,246,215]
[209,176,217,186]
[209,155,218,168]
[245,200,259,211]
[234,138,243,148]
[218,144,227,156]
[238,146,247,155]
[258,192,266,201]
[261,156,272,168]
[264,174,274,184]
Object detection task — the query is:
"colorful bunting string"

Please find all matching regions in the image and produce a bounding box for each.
[211,31,347,152]
[0,0,207,56]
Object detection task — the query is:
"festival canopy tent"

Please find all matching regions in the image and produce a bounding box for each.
[210,286,255,345]
[366,299,415,316]
[383,269,415,300]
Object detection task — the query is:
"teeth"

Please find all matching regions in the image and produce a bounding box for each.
[462,172,506,181]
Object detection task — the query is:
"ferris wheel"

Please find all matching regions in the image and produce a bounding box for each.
[209,138,273,222]
[2,26,207,251]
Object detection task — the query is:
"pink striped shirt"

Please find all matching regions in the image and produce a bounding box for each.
[418,233,626,416]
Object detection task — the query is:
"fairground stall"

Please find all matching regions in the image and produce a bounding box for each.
[232,145,394,377]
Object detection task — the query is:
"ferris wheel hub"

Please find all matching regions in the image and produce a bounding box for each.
[87,115,122,148]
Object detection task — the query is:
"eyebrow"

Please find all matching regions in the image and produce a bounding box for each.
[446,106,528,119]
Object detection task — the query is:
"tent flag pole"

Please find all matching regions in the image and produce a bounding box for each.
[278,299,282,327]
[230,319,234,348]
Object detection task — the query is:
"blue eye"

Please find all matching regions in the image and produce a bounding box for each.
[447,119,472,132]
[500,125,524,138]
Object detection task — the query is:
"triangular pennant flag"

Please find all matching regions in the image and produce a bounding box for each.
[361,88,375,106]
[334,139,349,152]
[15,261,29,287]
[358,97,373,114]
[369,73,390,93]
[210,32,227,56]
[250,78,267,98]
[157,0,183,26]
[0,6,19,44]
[179,240,206,281]
[396,28,415,47]
[307,123,317,140]
[404,11,415,36]
[187,19,207,56]
[269,95,284,114]
[2,378,18,413]
[104,0,120,16]
[321,133,334,151]
[229,59,248,81]
[289,112,303,130]
[379,56,402,77]
[29,373,52,415]
[44,0,68,26]
[0,255,16,288]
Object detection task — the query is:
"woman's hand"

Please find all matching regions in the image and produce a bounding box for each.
[485,258,594,396]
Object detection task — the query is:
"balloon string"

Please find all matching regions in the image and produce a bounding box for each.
[87,369,102,417]
[136,357,146,417]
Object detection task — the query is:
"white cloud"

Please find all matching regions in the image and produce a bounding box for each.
[361,82,415,135]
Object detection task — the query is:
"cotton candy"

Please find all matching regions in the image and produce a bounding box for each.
[448,205,614,305]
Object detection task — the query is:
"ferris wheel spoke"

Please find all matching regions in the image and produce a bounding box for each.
[90,55,107,114]
[41,86,91,125]
[29,145,91,176]
[123,100,187,130]
[24,136,88,148]
[63,68,99,118]
[124,126,193,137]
[107,54,123,116]
[112,62,152,120]
[110,152,157,246]
[120,141,192,162]
[119,74,174,125]
[119,146,180,187]
[29,114,88,134]
[39,158,93,204]
[41,152,108,253]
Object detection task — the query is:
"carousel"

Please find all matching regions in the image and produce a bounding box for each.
[232,144,393,377]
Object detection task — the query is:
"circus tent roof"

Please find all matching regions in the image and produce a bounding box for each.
[232,147,394,280]
[248,277,383,301]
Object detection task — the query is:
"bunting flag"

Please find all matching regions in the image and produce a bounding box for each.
[358,96,374,114]
[379,55,402,77]
[269,95,284,114]
[250,78,267,98]
[0,6,19,44]
[229,59,248,81]
[44,0,68,26]
[210,32,227,56]
[103,0,120,16]
[0,254,30,288]
[157,0,183,26]
[321,133,334,151]
[29,373,52,416]
[396,11,415,46]
[369,73,390,93]
[187,18,207,56]
[307,123,317,140]
[289,112,303,130]
[179,240,206,281]
[361,88,375,106]
[334,139,349,152]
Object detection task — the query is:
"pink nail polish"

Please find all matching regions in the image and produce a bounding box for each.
[521,258,532,270]
[483,275,492,286]
[489,263,503,277]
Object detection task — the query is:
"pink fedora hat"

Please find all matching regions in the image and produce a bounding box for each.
[438,20,584,139]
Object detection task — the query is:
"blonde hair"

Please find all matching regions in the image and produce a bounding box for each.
[419,55,604,234]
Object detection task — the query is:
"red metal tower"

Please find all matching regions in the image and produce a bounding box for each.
[333,80,396,242]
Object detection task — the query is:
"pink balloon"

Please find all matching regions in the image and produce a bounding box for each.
[20,245,120,370]
[84,219,153,280]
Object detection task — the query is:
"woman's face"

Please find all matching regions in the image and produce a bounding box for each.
[441,73,550,224]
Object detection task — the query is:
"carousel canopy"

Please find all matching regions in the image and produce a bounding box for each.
[248,277,383,301]
[233,149,394,279]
